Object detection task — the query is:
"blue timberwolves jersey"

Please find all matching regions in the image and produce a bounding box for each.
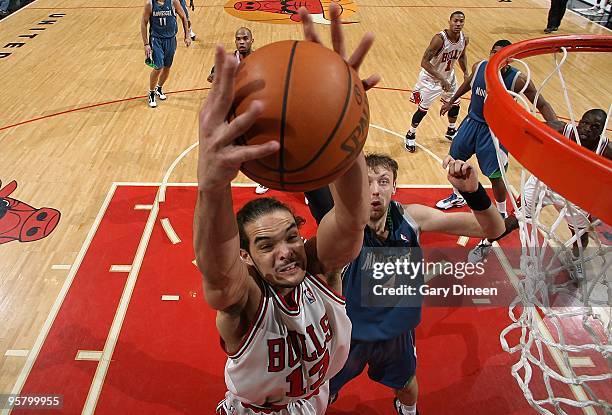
[468,60,520,123]
[342,201,424,341]
[150,0,178,39]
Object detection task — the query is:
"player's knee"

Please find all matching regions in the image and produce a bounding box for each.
[411,108,428,126]
[448,104,460,118]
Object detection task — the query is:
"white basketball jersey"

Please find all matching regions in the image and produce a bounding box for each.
[422,30,465,82]
[223,274,351,411]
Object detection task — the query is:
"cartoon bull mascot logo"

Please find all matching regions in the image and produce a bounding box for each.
[225,0,357,25]
[0,180,60,245]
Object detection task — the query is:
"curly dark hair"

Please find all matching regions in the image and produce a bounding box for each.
[236,197,305,252]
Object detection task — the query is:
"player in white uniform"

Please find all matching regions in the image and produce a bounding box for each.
[468,108,609,264]
[405,11,469,152]
[194,5,380,414]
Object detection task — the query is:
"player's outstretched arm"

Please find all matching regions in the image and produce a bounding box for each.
[315,153,369,276]
[405,157,505,238]
[172,0,191,47]
[194,46,279,311]
[440,61,478,116]
[515,75,557,122]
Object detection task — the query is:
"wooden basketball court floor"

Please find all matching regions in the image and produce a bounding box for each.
[0,0,610,413]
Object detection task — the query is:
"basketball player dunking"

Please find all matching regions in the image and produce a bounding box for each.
[436,39,558,213]
[468,108,609,267]
[404,11,469,153]
[195,5,382,414]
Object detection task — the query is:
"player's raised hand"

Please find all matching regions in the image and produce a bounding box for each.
[197,45,279,192]
[443,155,478,192]
[299,3,380,91]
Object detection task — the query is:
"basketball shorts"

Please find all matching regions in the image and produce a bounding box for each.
[216,384,329,415]
[520,175,590,229]
[449,116,509,178]
[329,330,416,394]
[150,36,177,69]
[410,70,459,111]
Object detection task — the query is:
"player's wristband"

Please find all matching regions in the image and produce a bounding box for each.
[458,183,491,211]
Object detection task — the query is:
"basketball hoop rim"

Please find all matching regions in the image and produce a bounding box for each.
[484,35,612,225]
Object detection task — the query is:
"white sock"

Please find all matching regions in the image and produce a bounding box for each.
[397,401,417,415]
[453,186,463,199]
[496,200,507,216]
[448,123,456,129]
[409,126,417,134]
[407,138,416,146]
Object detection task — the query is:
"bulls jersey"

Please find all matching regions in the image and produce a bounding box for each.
[150,0,177,39]
[222,274,351,412]
[468,60,520,123]
[420,30,466,83]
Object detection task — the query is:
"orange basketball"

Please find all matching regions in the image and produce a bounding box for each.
[231,40,370,192]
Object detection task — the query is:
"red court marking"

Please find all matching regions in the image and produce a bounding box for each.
[13,185,609,414]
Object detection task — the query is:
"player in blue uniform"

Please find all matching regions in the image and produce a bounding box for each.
[308,153,506,414]
[141,0,191,108]
[435,39,557,215]
[179,0,197,41]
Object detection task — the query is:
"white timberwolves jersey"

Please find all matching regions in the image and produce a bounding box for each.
[421,30,466,83]
[218,274,351,415]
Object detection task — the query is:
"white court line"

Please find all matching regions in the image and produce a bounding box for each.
[4,350,29,357]
[160,218,181,244]
[370,124,444,165]
[82,186,162,414]
[76,351,103,361]
[161,295,180,301]
[134,204,153,210]
[51,264,71,270]
[2,184,118,415]
[492,242,597,415]
[457,236,469,246]
[109,265,132,273]
[568,357,595,368]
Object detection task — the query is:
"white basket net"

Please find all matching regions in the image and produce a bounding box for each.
[490,46,612,415]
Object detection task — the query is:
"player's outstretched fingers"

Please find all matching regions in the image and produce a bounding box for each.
[347,32,375,72]
[221,101,265,148]
[299,7,323,45]
[329,3,347,59]
[362,74,381,91]
[442,155,454,169]
[227,141,280,166]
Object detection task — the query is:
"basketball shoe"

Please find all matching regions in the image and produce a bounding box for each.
[148,91,157,108]
[155,85,167,100]
[436,193,466,209]
[394,398,419,415]
[445,127,457,141]
[405,131,416,153]
[255,184,269,195]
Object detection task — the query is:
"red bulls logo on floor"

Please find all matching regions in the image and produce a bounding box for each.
[224,0,357,25]
[0,180,60,245]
